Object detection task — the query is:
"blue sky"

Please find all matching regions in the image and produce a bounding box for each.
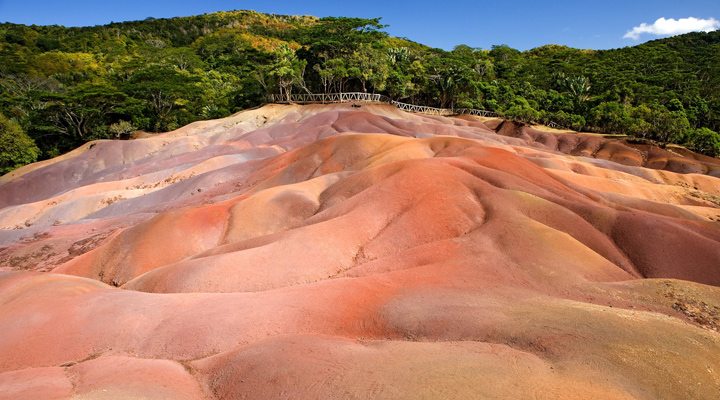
[1,0,719,50]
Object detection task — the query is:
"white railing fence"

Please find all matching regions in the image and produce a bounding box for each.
[267,92,387,104]
[267,92,501,118]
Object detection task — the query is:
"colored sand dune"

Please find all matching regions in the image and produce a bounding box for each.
[1,104,719,399]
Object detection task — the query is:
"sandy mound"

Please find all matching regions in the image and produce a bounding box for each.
[0,103,719,399]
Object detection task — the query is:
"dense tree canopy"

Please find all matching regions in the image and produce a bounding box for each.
[1,10,719,172]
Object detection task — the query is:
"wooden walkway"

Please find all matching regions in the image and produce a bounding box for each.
[267,92,500,118]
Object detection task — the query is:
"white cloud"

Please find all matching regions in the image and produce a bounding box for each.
[623,17,720,40]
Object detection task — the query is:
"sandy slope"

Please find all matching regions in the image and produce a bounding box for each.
[0,103,719,399]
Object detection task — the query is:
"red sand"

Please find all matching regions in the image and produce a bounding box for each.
[0,103,719,399]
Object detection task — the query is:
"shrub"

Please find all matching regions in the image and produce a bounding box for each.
[685,127,720,157]
[108,120,138,138]
[0,113,40,174]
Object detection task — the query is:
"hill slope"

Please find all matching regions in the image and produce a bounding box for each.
[0,104,719,399]
[1,10,719,173]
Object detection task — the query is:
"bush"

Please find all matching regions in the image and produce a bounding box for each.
[569,114,586,131]
[0,113,40,174]
[108,120,138,138]
[648,109,690,143]
[685,127,720,157]
[546,111,586,131]
[504,97,541,123]
[505,105,541,123]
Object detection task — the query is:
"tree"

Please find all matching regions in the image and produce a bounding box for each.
[504,97,541,123]
[685,127,720,156]
[386,48,426,101]
[0,73,59,127]
[123,65,200,131]
[488,45,522,79]
[298,17,387,94]
[648,106,691,143]
[108,120,137,138]
[347,43,389,93]
[39,82,127,144]
[196,70,242,118]
[154,47,204,71]
[313,58,349,93]
[590,102,631,133]
[266,45,308,102]
[554,73,592,113]
[298,17,386,60]
[546,111,586,131]
[0,113,39,174]
[3,10,720,169]
[426,55,472,108]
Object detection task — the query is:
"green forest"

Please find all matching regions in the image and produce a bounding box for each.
[1,10,720,173]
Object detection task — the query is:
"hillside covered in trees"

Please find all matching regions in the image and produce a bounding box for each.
[1,10,719,172]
